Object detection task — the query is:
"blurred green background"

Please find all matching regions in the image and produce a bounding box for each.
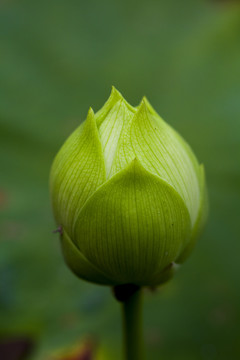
[1,0,240,359]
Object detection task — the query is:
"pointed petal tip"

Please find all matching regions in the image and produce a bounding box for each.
[140,96,148,106]
[110,85,123,103]
[131,156,141,169]
[141,96,148,104]
[137,96,156,113]
[95,87,139,126]
[87,107,95,117]
[94,87,123,124]
[141,96,157,115]
[111,86,137,112]
[125,156,147,175]
[133,97,154,124]
[136,97,149,114]
[85,107,95,124]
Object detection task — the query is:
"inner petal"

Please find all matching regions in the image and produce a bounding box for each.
[97,100,135,177]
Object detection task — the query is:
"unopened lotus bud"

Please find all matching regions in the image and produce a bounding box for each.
[50,87,208,286]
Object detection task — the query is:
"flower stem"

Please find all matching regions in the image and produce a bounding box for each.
[113,284,144,360]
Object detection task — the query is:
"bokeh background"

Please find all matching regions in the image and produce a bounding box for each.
[1,0,240,359]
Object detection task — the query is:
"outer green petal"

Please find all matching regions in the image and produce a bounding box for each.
[61,229,116,285]
[72,159,191,286]
[110,99,201,226]
[150,262,181,286]
[50,108,106,237]
[176,164,209,263]
[140,97,201,184]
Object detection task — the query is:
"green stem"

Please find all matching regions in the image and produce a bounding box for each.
[113,284,144,360]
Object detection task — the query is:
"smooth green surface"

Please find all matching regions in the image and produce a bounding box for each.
[1,0,240,359]
[121,288,144,360]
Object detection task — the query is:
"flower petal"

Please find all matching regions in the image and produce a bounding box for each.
[72,159,191,286]
[61,229,116,285]
[95,86,135,127]
[95,87,136,177]
[176,164,209,263]
[50,108,106,237]
[150,262,181,286]
[110,99,201,226]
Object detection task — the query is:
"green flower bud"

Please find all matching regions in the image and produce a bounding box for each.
[50,87,208,287]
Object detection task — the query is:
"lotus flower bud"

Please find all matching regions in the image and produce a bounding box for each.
[50,87,208,286]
